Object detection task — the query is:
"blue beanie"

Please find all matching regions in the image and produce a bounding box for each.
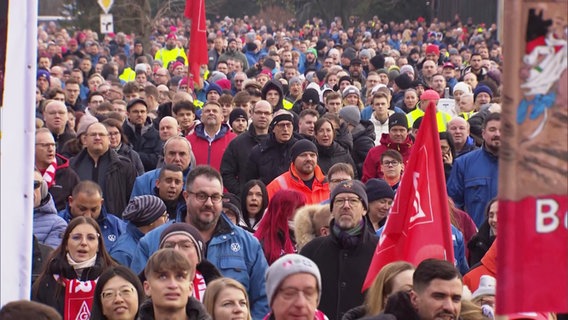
[473,85,493,101]
[205,82,223,96]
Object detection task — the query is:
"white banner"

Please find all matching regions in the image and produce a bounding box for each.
[0,0,37,305]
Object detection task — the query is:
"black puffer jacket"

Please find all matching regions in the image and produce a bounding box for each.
[316,141,357,176]
[261,80,286,111]
[467,220,495,267]
[243,133,298,186]
[122,119,162,171]
[351,120,376,179]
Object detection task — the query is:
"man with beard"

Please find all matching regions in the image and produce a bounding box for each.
[266,140,330,204]
[448,112,500,227]
[304,47,322,71]
[131,166,270,319]
[221,100,273,195]
[384,259,463,320]
[219,38,249,72]
[300,180,377,319]
[461,52,487,81]
[154,33,188,68]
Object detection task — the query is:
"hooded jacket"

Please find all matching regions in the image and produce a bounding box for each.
[261,80,293,111]
[362,133,413,182]
[463,239,497,292]
[351,120,376,179]
[186,122,236,171]
[34,195,68,248]
[266,163,330,205]
[316,141,357,176]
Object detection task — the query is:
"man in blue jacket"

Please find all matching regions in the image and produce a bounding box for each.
[130,165,270,319]
[58,180,125,250]
[448,112,500,227]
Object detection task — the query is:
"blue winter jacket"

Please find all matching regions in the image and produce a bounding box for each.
[360,105,405,121]
[447,145,499,227]
[58,205,126,250]
[109,221,147,267]
[131,210,269,319]
[376,224,469,275]
[34,195,68,248]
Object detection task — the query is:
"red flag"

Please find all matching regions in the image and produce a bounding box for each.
[184,0,207,86]
[362,101,454,290]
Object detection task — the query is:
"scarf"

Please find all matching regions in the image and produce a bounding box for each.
[193,270,207,302]
[66,253,97,276]
[332,219,365,249]
[42,161,58,188]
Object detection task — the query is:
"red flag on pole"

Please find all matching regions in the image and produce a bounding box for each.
[362,101,454,291]
[184,0,207,86]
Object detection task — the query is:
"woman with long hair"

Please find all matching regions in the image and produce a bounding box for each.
[240,180,269,231]
[254,190,307,265]
[90,266,144,320]
[32,216,116,318]
[203,277,252,320]
[343,261,415,319]
[102,118,145,175]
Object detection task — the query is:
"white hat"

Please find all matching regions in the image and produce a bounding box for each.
[453,82,472,94]
[472,275,496,299]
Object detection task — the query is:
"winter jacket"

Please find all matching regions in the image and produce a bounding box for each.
[186,123,236,171]
[220,124,269,195]
[266,163,330,205]
[52,127,76,154]
[369,111,395,146]
[116,143,145,176]
[300,220,379,320]
[463,240,497,292]
[70,148,137,216]
[447,144,499,227]
[219,49,249,71]
[376,224,470,275]
[58,205,125,250]
[351,120,376,179]
[362,133,413,182]
[138,296,211,320]
[32,255,107,316]
[33,195,68,248]
[407,108,452,132]
[244,133,298,186]
[261,80,293,111]
[32,236,53,285]
[316,141,357,175]
[109,222,144,267]
[122,119,162,171]
[44,154,80,211]
[467,220,495,267]
[131,213,270,319]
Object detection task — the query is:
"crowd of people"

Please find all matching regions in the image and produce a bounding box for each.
[14,11,565,320]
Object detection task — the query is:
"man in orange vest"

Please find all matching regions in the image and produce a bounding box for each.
[266,140,330,204]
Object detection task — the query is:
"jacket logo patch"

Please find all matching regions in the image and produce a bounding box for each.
[230,243,241,252]
[107,234,116,242]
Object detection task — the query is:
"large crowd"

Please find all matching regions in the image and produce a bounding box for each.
[5,12,563,320]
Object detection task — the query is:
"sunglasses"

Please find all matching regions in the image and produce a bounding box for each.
[34,180,42,189]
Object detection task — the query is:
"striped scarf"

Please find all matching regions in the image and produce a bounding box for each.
[42,161,57,188]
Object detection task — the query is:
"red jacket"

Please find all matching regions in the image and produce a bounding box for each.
[463,239,497,292]
[361,133,413,182]
[186,123,236,171]
[267,163,330,204]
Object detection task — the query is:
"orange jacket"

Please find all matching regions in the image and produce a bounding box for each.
[463,238,497,292]
[266,163,330,204]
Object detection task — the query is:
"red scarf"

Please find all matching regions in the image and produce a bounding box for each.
[62,277,98,320]
[42,160,57,188]
[193,270,207,302]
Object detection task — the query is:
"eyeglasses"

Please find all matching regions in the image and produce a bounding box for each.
[188,191,223,203]
[35,142,56,149]
[382,160,400,166]
[108,132,121,137]
[101,286,136,301]
[253,110,271,116]
[278,287,318,301]
[34,180,42,189]
[333,197,362,207]
[275,122,293,129]
[87,132,108,137]
[69,233,100,242]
